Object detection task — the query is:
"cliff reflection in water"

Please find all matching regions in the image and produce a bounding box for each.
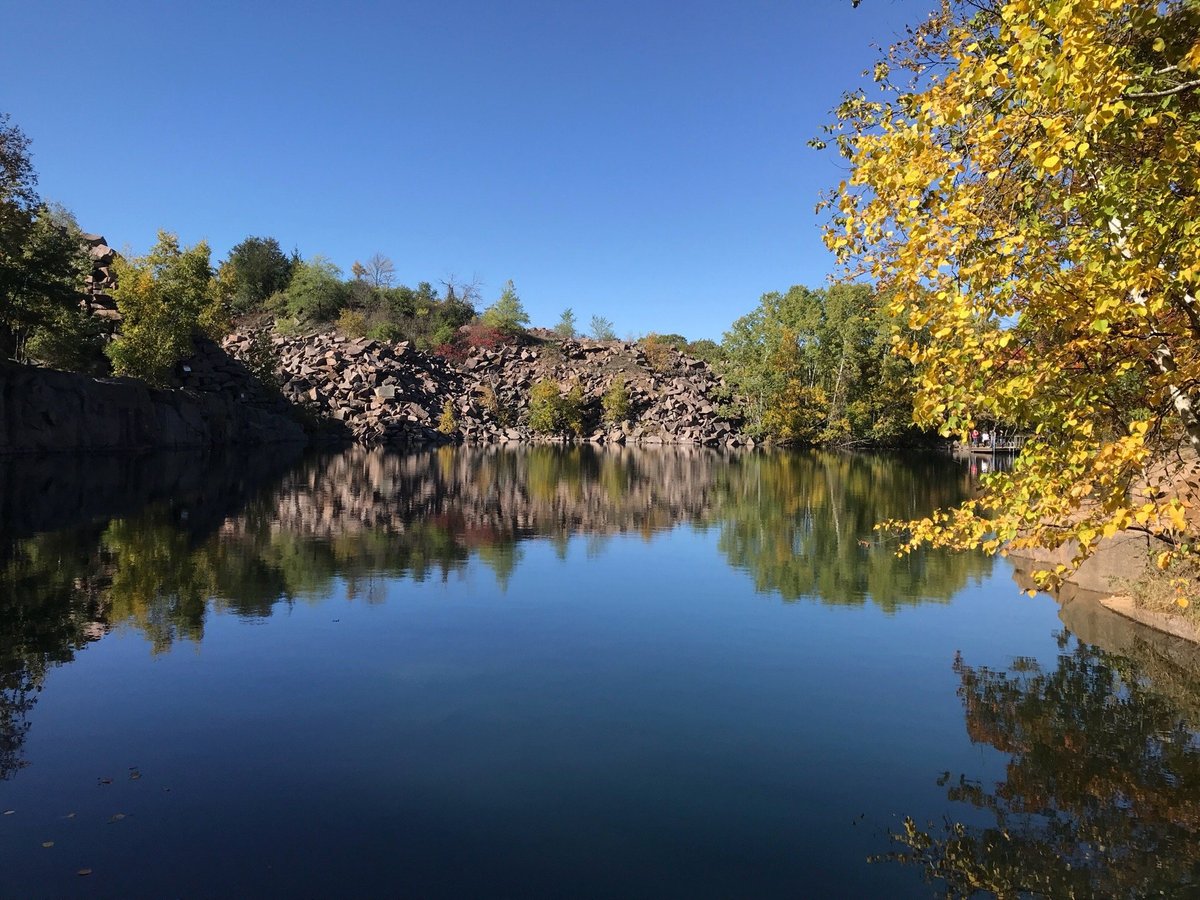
[882,624,1200,898]
[1,445,988,778]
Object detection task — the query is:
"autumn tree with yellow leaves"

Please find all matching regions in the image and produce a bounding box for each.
[820,0,1200,585]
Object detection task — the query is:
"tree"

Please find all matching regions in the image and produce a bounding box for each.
[0,115,94,365]
[273,256,346,322]
[219,236,293,312]
[590,315,617,341]
[106,231,225,385]
[722,284,915,445]
[683,338,724,365]
[554,307,577,339]
[12,204,99,370]
[821,0,1200,582]
[365,252,395,288]
[481,279,529,335]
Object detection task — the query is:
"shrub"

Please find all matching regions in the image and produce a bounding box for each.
[437,400,458,435]
[242,330,280,390]
[529,380,585,435]
[478,384,513,426]
[529,380,563,433]
[563,383,585,436]
[336,308,367,337]
[368,322,405,343]
[640,333,674,372]
[602,378,631,424]
[434,323,507,363]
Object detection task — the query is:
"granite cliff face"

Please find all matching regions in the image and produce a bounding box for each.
[0,361,304,456]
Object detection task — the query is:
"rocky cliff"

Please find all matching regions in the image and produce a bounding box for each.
[0,360,304,456]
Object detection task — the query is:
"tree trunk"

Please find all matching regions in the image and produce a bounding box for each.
[1151,340,1200,452]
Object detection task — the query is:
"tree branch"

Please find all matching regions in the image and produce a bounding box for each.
[1126,79,1200,100]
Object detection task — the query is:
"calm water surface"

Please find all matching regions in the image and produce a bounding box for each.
[1,446,1198,897]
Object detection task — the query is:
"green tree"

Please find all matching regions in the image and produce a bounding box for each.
[16,205,100,371]
[481,279,529,335]
[273,256,346,322]
[722,284,914,445]
[554,307,577,338]
[106,231,225,386]
[684,339,724,365]
[219,236,293,312]
[590,315,617,341]
[0,116,94,365]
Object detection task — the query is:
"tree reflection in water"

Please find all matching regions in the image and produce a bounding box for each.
[881,631,1200,898]
[712,451,993,609]
[0,446,990,778]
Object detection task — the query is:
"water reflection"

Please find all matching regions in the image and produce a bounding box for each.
[1,446,987,782]
[713,452,992,609]
[881,623,1200,897]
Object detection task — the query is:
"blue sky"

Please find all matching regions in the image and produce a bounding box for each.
[4,0,929,340]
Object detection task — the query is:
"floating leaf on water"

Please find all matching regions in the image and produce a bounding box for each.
[64,812,76,819]
[42,841,54,848]
[77,868,93,877]
[108,813,127,823]
[98,777,112,785]
[2,810,14,815]
[129,771,141,781]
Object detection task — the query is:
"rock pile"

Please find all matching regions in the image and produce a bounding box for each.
[81,233,121,324]
[216,325,748,448]
[221,330,462,448]
[454,338,748,447]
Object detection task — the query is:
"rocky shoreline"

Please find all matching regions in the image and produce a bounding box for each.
[1006,533,1200,647]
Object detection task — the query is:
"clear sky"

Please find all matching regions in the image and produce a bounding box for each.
[4,0,929,341]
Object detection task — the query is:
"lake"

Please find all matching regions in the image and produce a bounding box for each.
[2,446,1198,897]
